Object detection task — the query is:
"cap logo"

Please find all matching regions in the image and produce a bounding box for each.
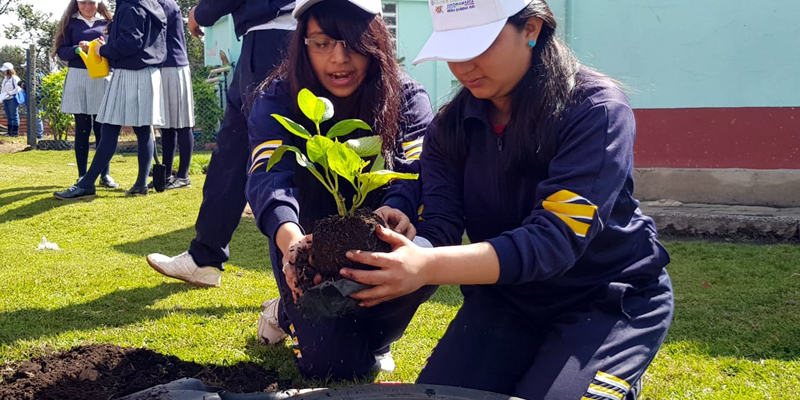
[431,0,476,14]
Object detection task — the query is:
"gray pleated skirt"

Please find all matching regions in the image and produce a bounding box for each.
[60,67,111,115]
[157,65,195,129]
[96,67,164,127]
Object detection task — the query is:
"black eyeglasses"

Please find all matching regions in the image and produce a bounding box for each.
[304,38,348,54]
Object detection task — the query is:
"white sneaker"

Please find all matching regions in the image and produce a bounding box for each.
[258,298,288,344]
[146,251,221,287]
[374,351,395,373]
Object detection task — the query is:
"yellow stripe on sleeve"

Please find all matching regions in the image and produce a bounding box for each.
[542,200,597,220]
[546,189,584,203]
[251,139,282,158]
[553,213,591,237]
[596,371,631,390]
[248,162,265,175]
[402,137,423,149]
[588,384,624,400]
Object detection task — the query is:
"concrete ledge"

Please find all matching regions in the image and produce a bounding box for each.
[634,168,800,207]
[641,201,800,242]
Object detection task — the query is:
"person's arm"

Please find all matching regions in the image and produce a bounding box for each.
[193,0,247,27]
[8,76,22,95]
[98,7,147,60]
[379,79,434,224]
[344,87,638,304]
[484,92,635,284]
[245,82,305,253]
[56,23,81,62]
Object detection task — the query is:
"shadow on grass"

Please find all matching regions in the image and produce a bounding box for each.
[0,185,59,197]
[113,219,272,273]
[0,283,249,346]
[0,186,66,223]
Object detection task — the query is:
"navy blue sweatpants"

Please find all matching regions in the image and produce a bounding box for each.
[417,270,674,400]
[269,241,437,380]
[189,29,291,269]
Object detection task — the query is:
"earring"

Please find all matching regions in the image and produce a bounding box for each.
[528,40,536,48]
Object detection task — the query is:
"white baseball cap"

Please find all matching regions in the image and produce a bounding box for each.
[0,62,13,72]
[413,0,533,65]
[293,0,382,18]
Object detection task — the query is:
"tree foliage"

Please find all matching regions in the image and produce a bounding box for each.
[3,3,58,71]
[0,46,26,70]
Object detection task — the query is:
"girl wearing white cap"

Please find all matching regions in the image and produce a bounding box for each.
[0,63,22,137]
[344,0,674,398]
[246,0,436,380]
[52,0,117,188]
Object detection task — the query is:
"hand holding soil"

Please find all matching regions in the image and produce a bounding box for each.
[374,206,416,239]
[282,235,321,303]
[342,225,432,307]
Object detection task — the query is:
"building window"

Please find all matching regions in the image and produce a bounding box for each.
[383,3,398,54]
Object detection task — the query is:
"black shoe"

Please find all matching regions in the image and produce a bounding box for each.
[54,185,96,200]
[100,175,119,189]
[165,177,191,190]
[125,185,148,196]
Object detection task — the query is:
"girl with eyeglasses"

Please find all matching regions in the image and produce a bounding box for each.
[246,0,436,380]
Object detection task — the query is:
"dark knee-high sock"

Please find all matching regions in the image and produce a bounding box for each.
[92,117,110,177]
[78,123,121,190]
[176,127,194,179]
[134,126,154,187]
[161,128,177,179]
[73,114,93,177]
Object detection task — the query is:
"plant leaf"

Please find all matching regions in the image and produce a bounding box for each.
[327,142,364,185]
[271,114,310,139]
[319,97,334,122]
[265,145,331,192]
[327,119,372,139]
[359,170,418,197]
[306,135,335,170]
[265,145,301,172]
[345,135,382,157]
[297,88,326,124]
[370,154,386,172]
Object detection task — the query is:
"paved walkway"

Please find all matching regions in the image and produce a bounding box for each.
[640,200,800,242]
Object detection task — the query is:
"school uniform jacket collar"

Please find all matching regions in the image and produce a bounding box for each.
[73,12,105,28]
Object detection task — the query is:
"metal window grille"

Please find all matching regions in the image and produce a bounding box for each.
[382,3,399,55]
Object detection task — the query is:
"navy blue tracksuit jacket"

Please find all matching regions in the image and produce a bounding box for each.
[99,0,167,69]
[414,69,674,400]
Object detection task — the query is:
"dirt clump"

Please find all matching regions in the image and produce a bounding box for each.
[0,344,289,400]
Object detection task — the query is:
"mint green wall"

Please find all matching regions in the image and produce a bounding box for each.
[564,0,800,109]
[394,1,456,108]
[203,1,799,109]
[203,15,241,67]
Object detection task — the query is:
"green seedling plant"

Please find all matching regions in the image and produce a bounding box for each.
[266,89,417,216]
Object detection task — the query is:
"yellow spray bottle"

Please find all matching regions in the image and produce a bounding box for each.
[75,41,109,79]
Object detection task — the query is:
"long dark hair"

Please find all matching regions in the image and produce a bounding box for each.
[257,0,402,163]
[438,0,589,171]
[51,0,114,57]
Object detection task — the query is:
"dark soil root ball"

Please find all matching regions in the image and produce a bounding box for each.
[308,208,391,282]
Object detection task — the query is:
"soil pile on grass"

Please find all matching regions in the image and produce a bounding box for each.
[0,344,288,400]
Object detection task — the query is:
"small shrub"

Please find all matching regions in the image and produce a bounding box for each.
[39,68,74,141]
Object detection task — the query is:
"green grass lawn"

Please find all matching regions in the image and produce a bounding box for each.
[1,144,799,399]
